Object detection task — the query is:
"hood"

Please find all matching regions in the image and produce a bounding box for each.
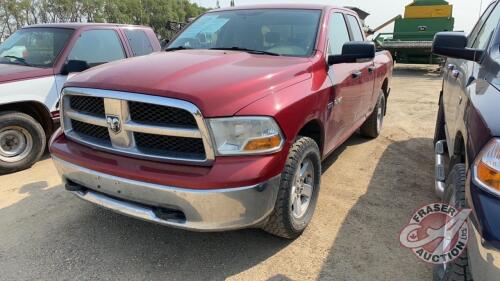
[64,50,313,116]
[0,64,53,83]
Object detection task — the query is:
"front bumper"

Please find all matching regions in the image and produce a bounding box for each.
[53,156,280,231]
[466,168,500,280]
[468,221,500,280]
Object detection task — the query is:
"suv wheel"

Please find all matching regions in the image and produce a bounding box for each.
[433,164,473,281]
[360,91,386,138]
[262,136,321,239]
[0,112,46,174]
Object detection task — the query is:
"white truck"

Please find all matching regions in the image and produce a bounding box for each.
[0,23,160,173]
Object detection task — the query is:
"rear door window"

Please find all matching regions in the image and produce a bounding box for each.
[124,29,154,56]
[68,29,126,67]
[346,15,364,41]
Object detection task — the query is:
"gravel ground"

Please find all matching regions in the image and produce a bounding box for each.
[0,64,441,281]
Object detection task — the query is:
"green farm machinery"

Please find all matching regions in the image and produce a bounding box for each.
[371,0,455,64]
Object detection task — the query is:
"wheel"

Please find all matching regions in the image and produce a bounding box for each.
[434,94,446,145]
[0,112,46,174]
[360,91,385,138]
[433,164,473,281]
[262,136,321,239]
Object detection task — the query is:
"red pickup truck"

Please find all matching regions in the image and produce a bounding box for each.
[50,4,393,238]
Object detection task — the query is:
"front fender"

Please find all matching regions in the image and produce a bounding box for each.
[0,76,58,111]
[236,78,325,157]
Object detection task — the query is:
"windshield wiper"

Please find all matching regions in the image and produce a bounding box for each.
[209,47,281,56]
[165,46,193,52]
[2,55,29,66]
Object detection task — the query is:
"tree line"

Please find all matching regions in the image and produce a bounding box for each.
[0,0,208,41]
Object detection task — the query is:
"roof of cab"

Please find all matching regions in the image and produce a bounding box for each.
[213,4,342,12]
[23,23,149,30]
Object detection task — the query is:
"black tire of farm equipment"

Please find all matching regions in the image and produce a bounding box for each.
[360,91,385,138]
[434,95,446,146]
[0,112,46,174]
[262,136,321,239]
[433,164,473,281]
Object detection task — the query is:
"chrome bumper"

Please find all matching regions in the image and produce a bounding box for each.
[52,157,280,231]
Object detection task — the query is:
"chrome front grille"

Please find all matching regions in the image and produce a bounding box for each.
[134,133,205,158]
[129,101,198,128]
[71,119,111,144]
[61,87,215,165]
[69,96,105,117]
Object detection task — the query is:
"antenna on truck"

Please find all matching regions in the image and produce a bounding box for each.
[479,0,483,19]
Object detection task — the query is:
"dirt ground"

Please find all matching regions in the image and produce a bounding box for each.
[0,64,442,281]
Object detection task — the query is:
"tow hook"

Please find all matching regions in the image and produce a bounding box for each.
[435,140,447,199]
[65,180,87,192]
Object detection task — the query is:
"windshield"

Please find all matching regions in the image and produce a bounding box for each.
[168,9,322,57]
[0,28,73,68]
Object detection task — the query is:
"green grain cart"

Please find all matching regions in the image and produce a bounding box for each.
[373,0,455,64]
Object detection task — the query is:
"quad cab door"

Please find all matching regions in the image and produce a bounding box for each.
[324,11,375,154]
[344,13,376,119]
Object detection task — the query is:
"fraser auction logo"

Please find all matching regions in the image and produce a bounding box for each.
[399,203,471,264]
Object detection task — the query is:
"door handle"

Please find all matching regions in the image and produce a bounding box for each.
[368,66,375,73]
[447,64,455,71]
[352,70,362,79]
[452,70,460,78]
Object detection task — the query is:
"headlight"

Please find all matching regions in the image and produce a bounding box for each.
[474,138,500,194]
[208,117,284,155]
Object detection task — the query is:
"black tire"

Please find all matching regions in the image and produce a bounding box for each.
[262,136,321,239]
[360,91,385,138]
[0,111,46,174]
[434,94,446,146]
[433,164,473,281]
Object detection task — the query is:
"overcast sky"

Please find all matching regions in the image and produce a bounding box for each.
[191,0,493,34]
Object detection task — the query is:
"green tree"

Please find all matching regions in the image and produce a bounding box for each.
[0,0,207,41]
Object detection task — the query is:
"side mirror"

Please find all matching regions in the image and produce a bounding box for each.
[62,60,89,75]
[328,42,376,65]
[432,32,483,62]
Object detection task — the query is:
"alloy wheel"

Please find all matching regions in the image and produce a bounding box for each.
[290,158,315,219]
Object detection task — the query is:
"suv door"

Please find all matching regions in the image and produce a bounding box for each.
[55,29,127,95]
